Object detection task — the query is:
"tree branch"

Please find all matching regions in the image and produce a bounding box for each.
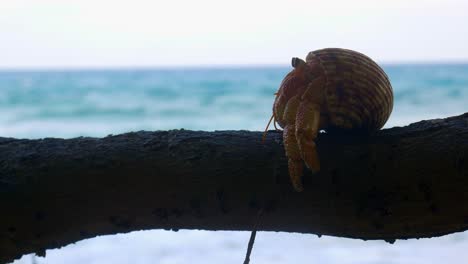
[1,113,467,263]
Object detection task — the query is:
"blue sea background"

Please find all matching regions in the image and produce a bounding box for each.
[3,64,468,264]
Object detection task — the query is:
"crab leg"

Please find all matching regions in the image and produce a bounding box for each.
[295,77,325,173]
[295,102,321,172]
[282,94,304,192]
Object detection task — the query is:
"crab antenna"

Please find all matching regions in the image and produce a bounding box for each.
[262,114,275,143]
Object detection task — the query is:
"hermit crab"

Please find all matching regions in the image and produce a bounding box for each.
[264,48,393,192]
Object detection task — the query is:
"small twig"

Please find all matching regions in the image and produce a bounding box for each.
[243,209,264,264]
[243,230,257,264]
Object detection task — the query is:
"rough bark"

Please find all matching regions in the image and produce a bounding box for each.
[1,113,467,263]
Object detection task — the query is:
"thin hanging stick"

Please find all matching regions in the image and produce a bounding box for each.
[242,209,264,264]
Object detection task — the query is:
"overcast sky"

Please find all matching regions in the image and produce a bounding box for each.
[1,0,467,68]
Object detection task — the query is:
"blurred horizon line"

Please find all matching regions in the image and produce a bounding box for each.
[1,60,468,72]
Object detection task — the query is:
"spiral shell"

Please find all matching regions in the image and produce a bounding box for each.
[306,48,393,131]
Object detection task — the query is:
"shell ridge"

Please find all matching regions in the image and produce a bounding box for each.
[306,51,332,127]
[309,48,393,131]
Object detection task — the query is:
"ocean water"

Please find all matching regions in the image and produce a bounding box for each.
[1,64,467,139]
[3,64,468,264]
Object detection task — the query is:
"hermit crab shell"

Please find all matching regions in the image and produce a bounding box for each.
[306,48,393,132]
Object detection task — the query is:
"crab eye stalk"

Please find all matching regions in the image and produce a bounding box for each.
[291,57,306,68]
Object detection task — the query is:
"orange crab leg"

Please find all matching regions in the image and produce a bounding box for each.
[295,76,326,173]
[281,94,304,192]
[295,102,321,172]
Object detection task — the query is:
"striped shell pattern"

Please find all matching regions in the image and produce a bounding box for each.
[306,48,393,131]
